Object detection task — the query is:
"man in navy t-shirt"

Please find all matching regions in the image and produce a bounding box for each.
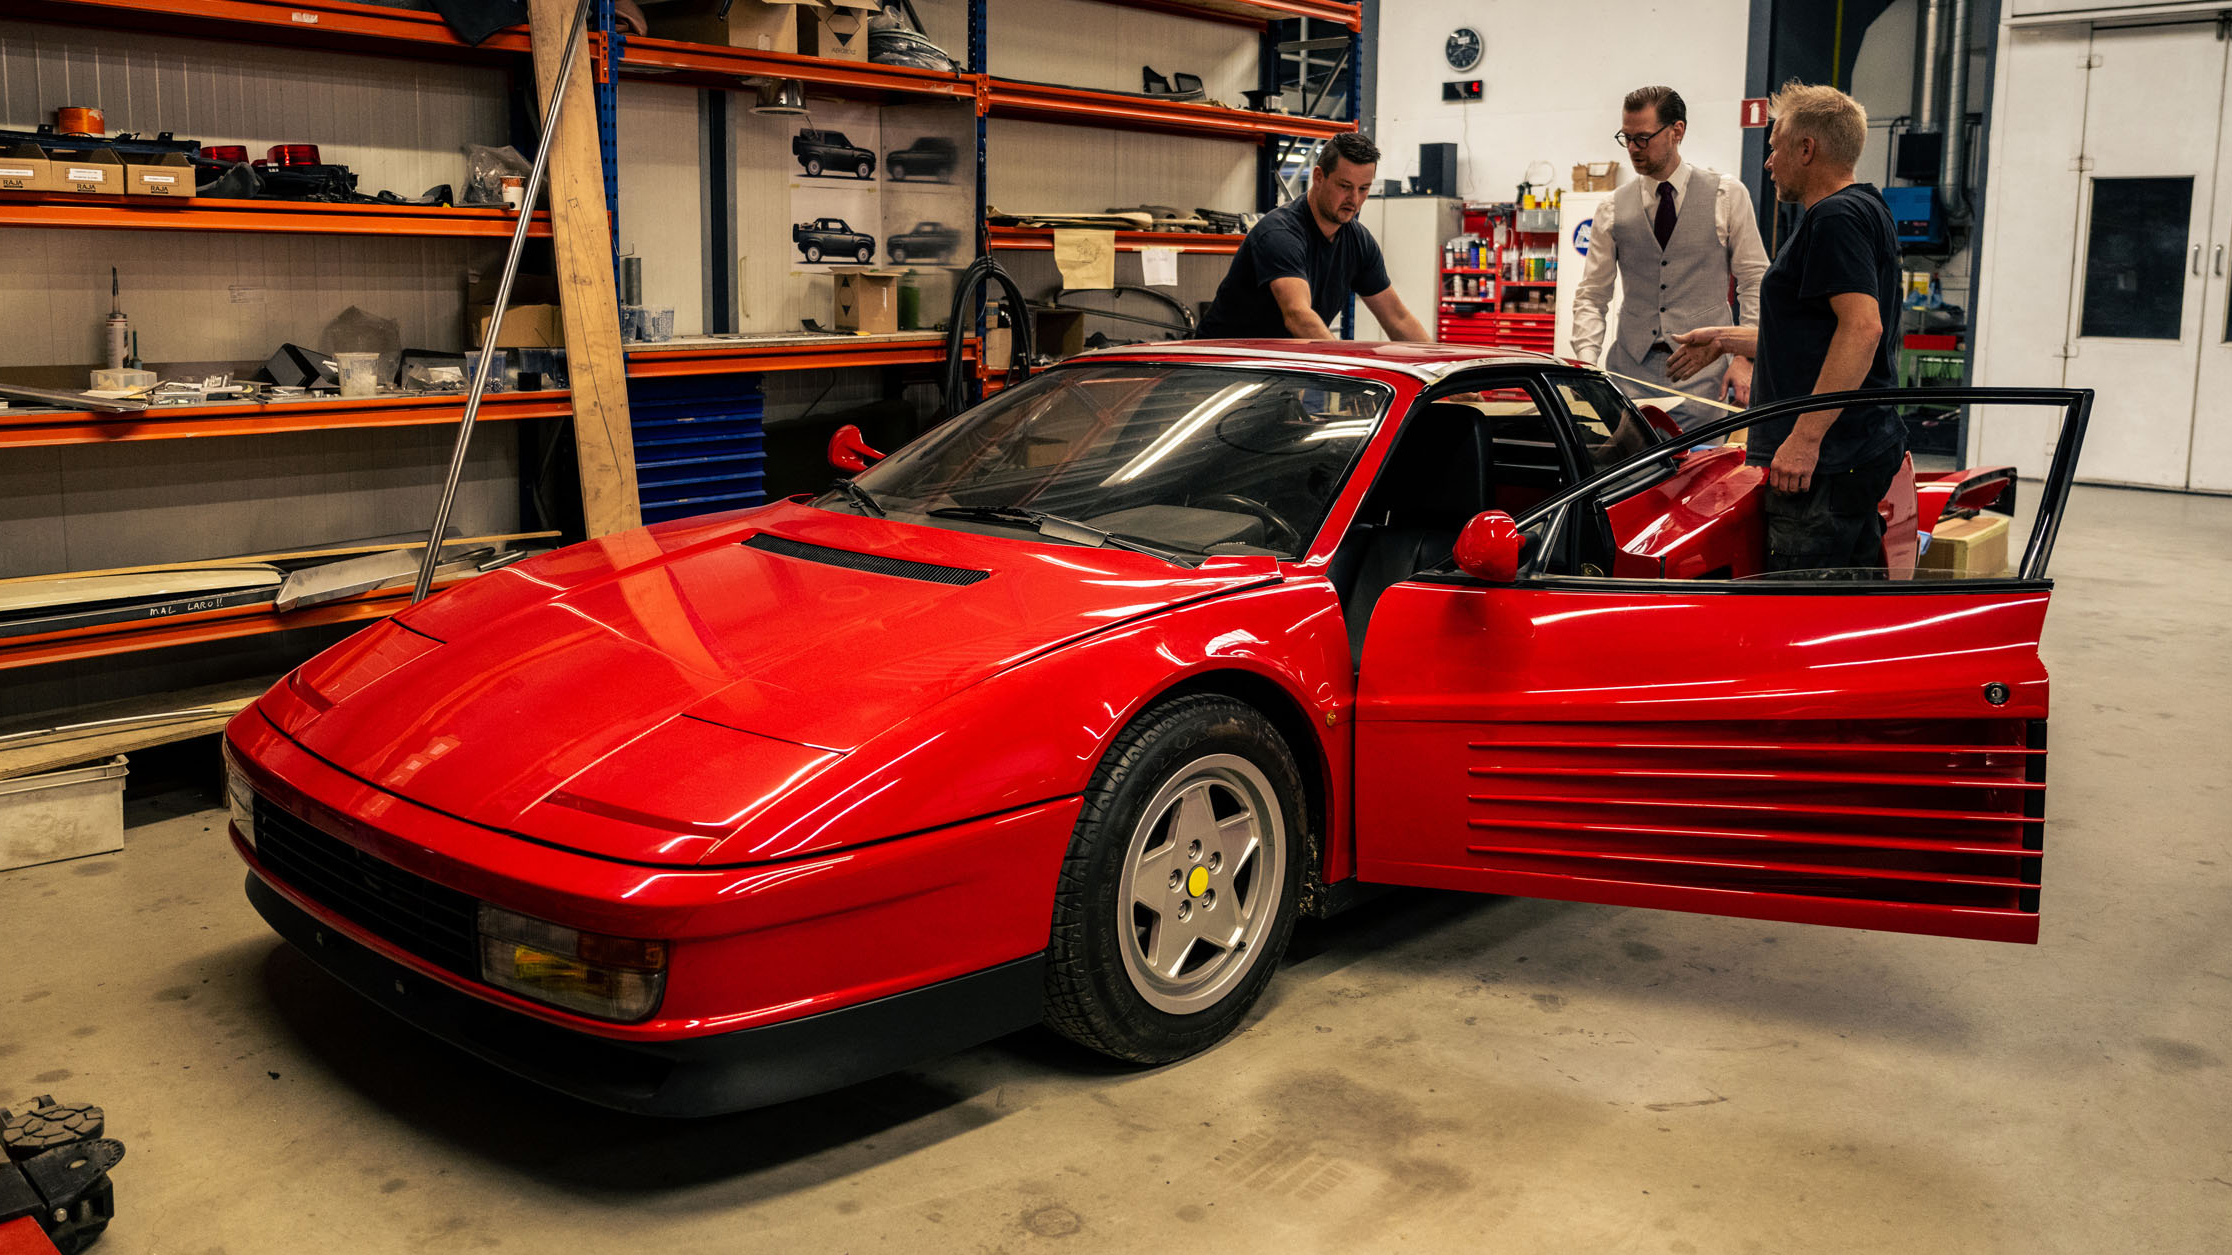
[1198,133,1430,342]
[1668,82,1907,576]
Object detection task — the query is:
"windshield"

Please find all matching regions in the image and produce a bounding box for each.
[843,363,1393,558]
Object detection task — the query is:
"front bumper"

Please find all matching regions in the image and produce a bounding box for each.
[248,872,1046,1116]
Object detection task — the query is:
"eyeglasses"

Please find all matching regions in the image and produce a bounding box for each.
[1614,124,1672,149]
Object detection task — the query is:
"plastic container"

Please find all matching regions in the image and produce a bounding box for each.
[898,272,922,330]
[463,349,509,392]
[334,351,381,398]
[0,756,128,873]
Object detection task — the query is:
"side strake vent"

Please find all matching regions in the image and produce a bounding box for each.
[744,534,990,586]
[1458,718,2045,942]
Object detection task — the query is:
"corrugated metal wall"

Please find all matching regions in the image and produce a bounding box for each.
[0,18,511,367]
[0,19,521,594]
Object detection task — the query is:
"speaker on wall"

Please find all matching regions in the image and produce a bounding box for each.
[1418,143,1457,197]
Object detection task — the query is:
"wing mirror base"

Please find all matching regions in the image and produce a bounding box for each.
[827,424,886,474]
[1454,510,1524,583]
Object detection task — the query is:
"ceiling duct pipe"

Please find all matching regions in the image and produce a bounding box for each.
[1939,0,1974,222]
[1911,0,1946,137]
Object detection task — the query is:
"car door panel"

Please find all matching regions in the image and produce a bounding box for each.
[1352,581,2047,942]
[1347,386,2089,946]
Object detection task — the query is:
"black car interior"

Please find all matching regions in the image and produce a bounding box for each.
[1330,401,1503,667]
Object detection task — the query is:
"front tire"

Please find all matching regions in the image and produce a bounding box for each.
[855,245,874,263]
[1044,694,1305,1063]
[857,160,874,178]
[889,159,907,180]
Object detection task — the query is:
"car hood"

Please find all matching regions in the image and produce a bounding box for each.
[279,502,1276,860]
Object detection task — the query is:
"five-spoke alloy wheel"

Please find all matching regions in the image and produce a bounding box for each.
[1045,694,1305,1063]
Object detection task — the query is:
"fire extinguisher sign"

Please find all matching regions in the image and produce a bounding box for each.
[1740,98,1770,128]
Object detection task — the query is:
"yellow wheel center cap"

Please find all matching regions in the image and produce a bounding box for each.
[1187,866,1211,897]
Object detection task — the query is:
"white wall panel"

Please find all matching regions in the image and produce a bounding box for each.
[615,83,707,336]
[1374,0,1751,199]
[0,230,501,368]
[986,0,1256,102]
[988,119,1252,215]
[0,19,507,197]
[0,427,520,580]
[1969,23,2090,471]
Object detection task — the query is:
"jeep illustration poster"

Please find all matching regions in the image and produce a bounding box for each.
[789,102,882,276]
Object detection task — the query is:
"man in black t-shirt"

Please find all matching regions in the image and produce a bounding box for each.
[1668,82,1906,576]
[1197,133,1430,342]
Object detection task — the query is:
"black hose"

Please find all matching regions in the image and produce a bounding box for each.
[940,254,1033,422]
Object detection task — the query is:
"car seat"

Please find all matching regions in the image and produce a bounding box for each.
[1330,403,1492,667]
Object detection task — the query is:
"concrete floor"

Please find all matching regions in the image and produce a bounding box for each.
[4,482,2229,1254]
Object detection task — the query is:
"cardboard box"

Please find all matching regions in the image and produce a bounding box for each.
[472,304,565,349]
[833,267,904,334]
[1034,308,1085,360]
[1919,512,2010,578]
[48,145,125,195]
[803,0,873,61]
[466,273,565,349]
[983,306,1086,364]
[648,0,813,54]
[1572,161,1618,192]
[0,142,52,192]
[126,151,197,198]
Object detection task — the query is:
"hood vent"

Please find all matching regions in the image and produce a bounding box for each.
[744,534,990,586]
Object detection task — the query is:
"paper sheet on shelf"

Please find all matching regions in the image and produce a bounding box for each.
[1053,229,1116,290]
[1140,246,1180,287]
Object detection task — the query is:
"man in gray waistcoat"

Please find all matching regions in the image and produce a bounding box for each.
[1570,85,1769,428]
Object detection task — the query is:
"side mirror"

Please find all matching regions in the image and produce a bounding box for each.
[827,424,885,474]
[1454,510,1524,583]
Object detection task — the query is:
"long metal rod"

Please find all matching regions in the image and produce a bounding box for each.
[414,0,593,604]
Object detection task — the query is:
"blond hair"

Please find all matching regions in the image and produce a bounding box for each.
[1769,79,1867,167]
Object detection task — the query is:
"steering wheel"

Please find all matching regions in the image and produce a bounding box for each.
[1193,493,1302,552]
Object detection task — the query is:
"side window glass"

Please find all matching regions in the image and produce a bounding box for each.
[1430,384,1569,513]
[1554,375,1671,469]
[1536,394,2071,584]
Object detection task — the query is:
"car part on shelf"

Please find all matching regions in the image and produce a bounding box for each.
[1045,285,1197,339]
[0,382,149,414]
[1141,66,1205,101]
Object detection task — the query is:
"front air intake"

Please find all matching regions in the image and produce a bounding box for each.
[743,534,990,586]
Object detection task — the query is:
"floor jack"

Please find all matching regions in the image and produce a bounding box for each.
[0,1099,122,1255]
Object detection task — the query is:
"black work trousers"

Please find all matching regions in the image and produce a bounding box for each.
[1763,446,1904,579]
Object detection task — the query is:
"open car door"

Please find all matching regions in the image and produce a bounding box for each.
[1351,387,2091,943]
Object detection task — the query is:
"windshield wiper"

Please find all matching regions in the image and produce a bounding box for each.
[825,477,886,517]
[926,505,1201,566]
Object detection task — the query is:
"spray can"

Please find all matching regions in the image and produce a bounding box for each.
[104,268,130,370]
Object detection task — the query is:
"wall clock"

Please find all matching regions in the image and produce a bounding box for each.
[1446,27,1484,73]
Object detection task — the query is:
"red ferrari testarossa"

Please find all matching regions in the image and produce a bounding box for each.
[224,342,2090,1114]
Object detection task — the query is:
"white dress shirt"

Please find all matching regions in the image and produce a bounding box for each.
[1569,160,1769,364]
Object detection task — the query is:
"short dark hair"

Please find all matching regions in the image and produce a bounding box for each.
[1623,85,1687,128]
[1316,132,1381,173]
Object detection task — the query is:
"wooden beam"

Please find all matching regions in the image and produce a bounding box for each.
[529,0,640,536]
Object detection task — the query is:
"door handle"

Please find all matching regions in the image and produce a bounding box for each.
[2194,244,2204,276]
[2217,244,2225,277]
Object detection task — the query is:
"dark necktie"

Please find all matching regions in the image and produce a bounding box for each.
[1653,180,1677,249]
